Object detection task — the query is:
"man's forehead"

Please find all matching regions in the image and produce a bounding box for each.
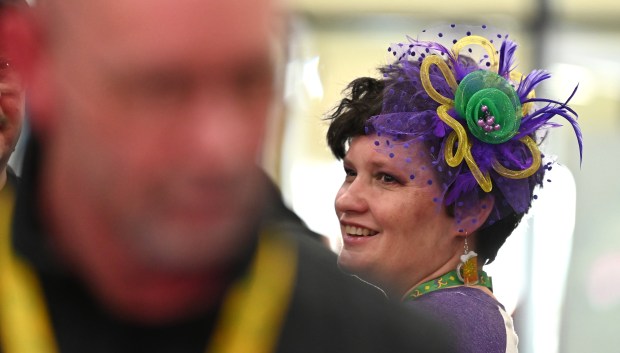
[42,0,276,30]
[43,0,277,59]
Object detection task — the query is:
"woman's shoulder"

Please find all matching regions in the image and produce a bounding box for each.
[404,286,518,353]
[412,285,504,309]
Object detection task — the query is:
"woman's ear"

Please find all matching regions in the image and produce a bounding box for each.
[452,195,495,237]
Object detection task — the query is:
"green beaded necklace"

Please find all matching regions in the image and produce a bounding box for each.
[403,270,493,301]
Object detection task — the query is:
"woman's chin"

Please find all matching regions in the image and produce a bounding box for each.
[337,250,371,277]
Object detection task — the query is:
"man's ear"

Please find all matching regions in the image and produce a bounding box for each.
[451,195,495,237]
[1,7,55,135]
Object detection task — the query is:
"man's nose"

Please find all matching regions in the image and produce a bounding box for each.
[174,90,264,172]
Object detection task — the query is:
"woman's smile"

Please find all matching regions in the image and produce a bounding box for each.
[343,224,378,237]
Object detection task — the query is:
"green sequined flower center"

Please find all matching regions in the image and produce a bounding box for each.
[454,70,522,144]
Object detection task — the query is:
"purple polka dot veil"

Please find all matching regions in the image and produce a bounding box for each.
[368,24,582,229]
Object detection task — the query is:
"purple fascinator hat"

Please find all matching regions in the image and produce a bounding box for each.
[367,24,582,229]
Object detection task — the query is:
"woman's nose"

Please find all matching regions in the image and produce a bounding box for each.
[335,179,368,215]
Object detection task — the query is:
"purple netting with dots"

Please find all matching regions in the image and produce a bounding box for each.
[367,24,581,230]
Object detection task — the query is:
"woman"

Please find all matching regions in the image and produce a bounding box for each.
[326,25,581,353]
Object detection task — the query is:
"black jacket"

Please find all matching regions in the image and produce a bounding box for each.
[5,137,454,353]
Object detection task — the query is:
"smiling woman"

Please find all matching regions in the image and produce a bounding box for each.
[336,134,456,295]
[326,24,583,353]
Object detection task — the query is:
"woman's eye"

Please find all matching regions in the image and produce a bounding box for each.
[379,173,398,184]
[344,167,357,177]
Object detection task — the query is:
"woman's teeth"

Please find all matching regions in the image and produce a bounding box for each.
[345,225,378,237]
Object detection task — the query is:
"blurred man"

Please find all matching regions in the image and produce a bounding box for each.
[0,1,453,352]
[0,0,26,191]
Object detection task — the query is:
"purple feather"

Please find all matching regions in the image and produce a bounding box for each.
[407,35,452,58]
[433,119,448,138]
[470,141,496,172]
[523,97,579,118]
[498,40,518,78]
[444,173,478,206]
[517,85,583,163]
[517,70,551,101]
[519,108,566,137]
[498,141,533,170]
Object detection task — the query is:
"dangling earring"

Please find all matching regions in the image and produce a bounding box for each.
[456,235,479,286]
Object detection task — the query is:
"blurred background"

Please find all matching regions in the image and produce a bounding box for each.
[271,0,620,352]
[8,0,619,352]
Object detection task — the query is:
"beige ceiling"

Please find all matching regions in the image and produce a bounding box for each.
[287,0,537,18]
[287,0,618,24]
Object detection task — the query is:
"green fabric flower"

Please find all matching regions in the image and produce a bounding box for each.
[454,70,522,144]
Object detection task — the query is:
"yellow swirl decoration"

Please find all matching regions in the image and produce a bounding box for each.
[437,105,466,167]
[432,80,493,192]
[452,36,498,72]
[420,56,457,106]
[421,55,493,191]
[418,36,538,193]
[463,141,493,192]
[492,136,542,179]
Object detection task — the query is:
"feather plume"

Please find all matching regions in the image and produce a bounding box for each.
[518,85,582,163]
[517,70,551,101]
[498,40,518,78]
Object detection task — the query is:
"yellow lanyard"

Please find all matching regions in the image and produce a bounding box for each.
[207,228,297,353]
[0,186,297,353]
[0,185,59,353]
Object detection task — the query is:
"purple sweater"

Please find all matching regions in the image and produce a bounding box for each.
[404,287,518,353]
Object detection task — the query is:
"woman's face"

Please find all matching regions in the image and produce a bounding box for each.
[335,134,458,296]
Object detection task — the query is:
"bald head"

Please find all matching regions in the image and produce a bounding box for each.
[23,0,285,280]
[38,0,278,45]
[31,0,281,118]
